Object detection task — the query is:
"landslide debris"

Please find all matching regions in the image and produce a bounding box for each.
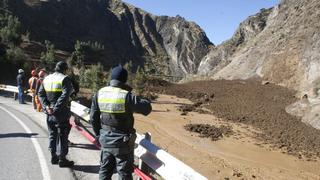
[185,124,233,141]
[154,79,320,160]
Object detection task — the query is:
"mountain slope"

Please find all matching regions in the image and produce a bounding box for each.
[198,0,320,97]
[6,0,212,76]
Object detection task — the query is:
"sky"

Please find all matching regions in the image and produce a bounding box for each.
[122,0,280,45]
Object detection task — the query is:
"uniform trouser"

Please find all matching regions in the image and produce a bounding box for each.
[46,115,69,157]
[99,148,134,180]
[17,86,24,104]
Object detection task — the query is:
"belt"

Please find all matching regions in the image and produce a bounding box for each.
[101,124,132,134]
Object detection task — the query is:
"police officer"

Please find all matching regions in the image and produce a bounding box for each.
[90,65,152,180]
[38,61,74,167]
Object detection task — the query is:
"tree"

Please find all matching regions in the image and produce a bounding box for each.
[0,14,22,46]
[40,40,55,70]
[80,63,106,92]
[133,66,147,95]
[5,45,26,63]
[70,40,85,68]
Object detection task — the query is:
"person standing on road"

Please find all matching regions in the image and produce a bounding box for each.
[16,69,26,104]
[35,69,46,112]
[38,61,74,167]
[90,65,152,180]
[28,69,38,109]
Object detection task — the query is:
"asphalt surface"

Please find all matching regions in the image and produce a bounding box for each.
[0,93,95,180]
[0,106,43,180]
[0,101,76,180]
[0,94,126,180]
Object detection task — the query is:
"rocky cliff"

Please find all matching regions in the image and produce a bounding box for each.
[198,0,320,98]
[196,0,320,129]
[5,0,212,76]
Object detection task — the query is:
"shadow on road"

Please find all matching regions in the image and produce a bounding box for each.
[73,164,99,174]
[0,133,38,138]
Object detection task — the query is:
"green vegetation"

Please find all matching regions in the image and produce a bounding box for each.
[70,40,105,68]
[70,41,85,68]
[40,40,56,70]
[6,45,26,62]
[133,66,147,95]
[0,14,22,46]
[79,63,107,93]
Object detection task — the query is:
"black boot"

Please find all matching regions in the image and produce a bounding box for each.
[51,153,59,165]
[58,157,74,167]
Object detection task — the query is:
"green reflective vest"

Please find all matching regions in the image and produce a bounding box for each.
[98,86,128,113]
[43,72,66,92]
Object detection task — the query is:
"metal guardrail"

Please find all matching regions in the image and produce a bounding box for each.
[71,101,206,180]
[0,84,207,180]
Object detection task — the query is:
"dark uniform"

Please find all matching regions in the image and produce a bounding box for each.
[16,69,25,104]
[38,61,74,167]
[90,66,152,180]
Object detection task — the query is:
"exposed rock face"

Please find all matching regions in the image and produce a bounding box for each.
[198,8,272,75]
[198,0,320,97]
[107,0,213,76]
[196,0,320,128]
[6,0,212,76]
[154,15,213,76]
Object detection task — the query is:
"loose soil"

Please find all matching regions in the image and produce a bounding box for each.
[149,79,320,160]
[135,94,320,179]
[184,124,233,141]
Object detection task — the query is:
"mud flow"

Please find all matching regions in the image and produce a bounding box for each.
[149,79,320,161]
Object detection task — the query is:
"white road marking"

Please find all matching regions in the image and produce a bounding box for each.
[0,106,51,180]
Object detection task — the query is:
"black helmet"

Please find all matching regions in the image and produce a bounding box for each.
[55,61,68,73]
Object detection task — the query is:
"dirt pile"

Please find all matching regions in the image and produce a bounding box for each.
[184,124,233,141]
[155,79,320,160]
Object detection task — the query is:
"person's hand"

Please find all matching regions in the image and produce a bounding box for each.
[46,106,53,115]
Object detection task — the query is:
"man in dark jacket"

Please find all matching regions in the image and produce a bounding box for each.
[38,61,74,167]
[16,69,26,104]
[90,65,152,180]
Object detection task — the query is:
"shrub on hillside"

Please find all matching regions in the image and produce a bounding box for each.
[40,40,55,70]
[6,45,26,63]
[0,14,22,46]
[79,63,107,92]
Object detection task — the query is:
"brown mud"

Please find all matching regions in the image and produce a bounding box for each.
[135,94,320,179]
[149,79,320,160]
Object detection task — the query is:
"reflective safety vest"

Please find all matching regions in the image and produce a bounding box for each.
[43,72,67,92]
[97,86,128,113]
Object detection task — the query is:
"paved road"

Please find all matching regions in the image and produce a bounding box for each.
[0,102,75,180]
[0,95,125,180]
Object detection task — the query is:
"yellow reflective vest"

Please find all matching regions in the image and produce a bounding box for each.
[43,72,67,92]
[97,86,128,113]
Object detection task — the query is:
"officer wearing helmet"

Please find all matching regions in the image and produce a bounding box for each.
[38,61,74,167]
[29,69,38,109]
[90,65,152,180]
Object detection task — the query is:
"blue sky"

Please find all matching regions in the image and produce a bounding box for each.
[122,0,280,45]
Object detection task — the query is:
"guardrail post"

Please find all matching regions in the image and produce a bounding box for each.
[138,132,152,179]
